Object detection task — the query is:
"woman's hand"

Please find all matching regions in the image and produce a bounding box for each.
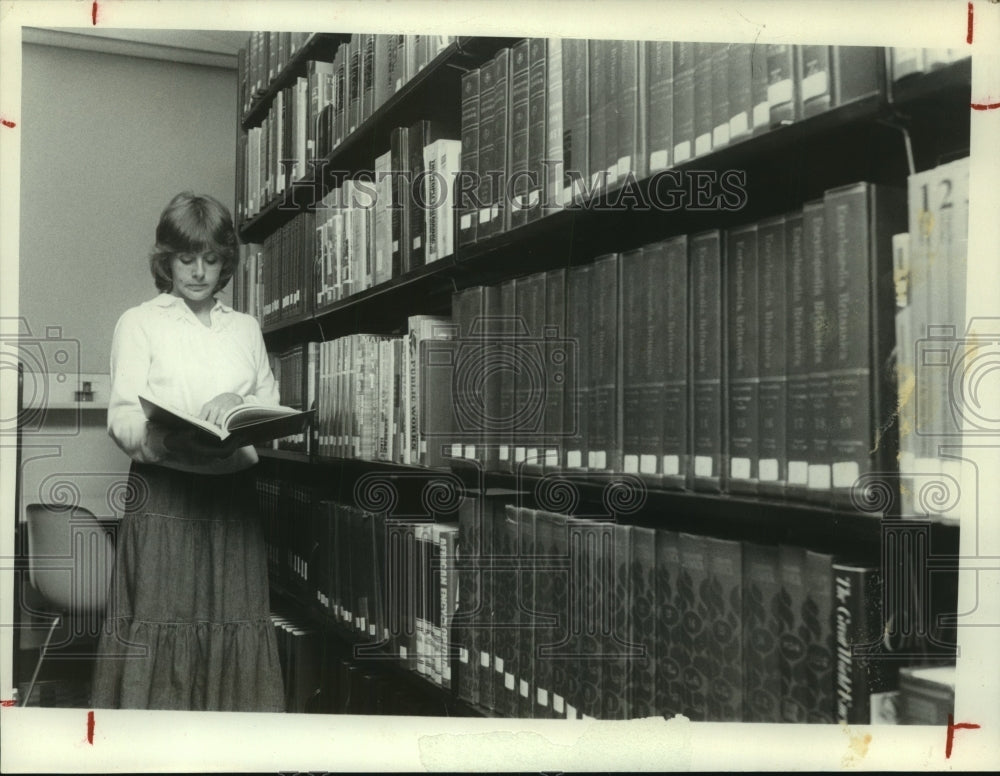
[200,392,243,426]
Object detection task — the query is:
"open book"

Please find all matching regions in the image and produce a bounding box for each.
[139,393,314,447]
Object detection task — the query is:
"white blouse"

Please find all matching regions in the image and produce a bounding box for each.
[107,293,280,474]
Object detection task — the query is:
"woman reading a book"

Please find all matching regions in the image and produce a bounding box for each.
[91,192,285,712]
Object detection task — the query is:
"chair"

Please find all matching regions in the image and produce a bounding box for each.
[20,503,116,707]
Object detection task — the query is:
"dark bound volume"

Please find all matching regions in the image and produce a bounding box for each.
[711,42,731,151]
[823,182,905,506]
[562,38,590,204]
[541,269,567,473]
[476,497,498,712]
[767,43,799,127]
[452,287,487,465]
[602,522,632,720]
[514,273,546,473]
[544,38,564,215]
[361,33,375,124]
[535,510,571,718]
[629,526,657,718]
[458,69,481,247]
[704,536,743,721]
[804,549,836,723]
[483,284,504,472]
[508,39,531,231]
[476,57,497,242]
[570,519,607,720]
[692,42,714,158]
[832,46,881,107]
[389,126,409,279]
[689,230,725,492]
[678,532,711,720]
[493,505,521,717]
[588,39,608,195]
[455,496,482,706]
[799,45,832,117]
[492,48,512,235]
[728,42,753,141]
[617,40,645,183]
[525,37,547,223]
[497,279,517,473]
[784,209,811,500]
[564,264,591,471]
[725,223,759,495]
[622,246,664,484]
[750,38,770,133]
[604,40,620,189]
[742,542,782,721]
[778,544,809,722]
[588,253,621,473]
[646,40,673,173]
[515,508,536,717]
[661,236,690,490]
[757,215,789,498]
[803,199,832,502]
[833,562,891,724]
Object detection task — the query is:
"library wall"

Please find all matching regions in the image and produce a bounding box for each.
[17,42,238,521]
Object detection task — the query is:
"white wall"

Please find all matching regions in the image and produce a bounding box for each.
[18,42,237,520]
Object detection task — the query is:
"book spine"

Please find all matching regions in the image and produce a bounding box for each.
[803,199,832,501]
[704,536,742,721]
[476,57,497,242]
[601,522,631,720]
[492,48,512,235]
[361,33,375,124]
[517,273,547,473]
[629,526,657,718]
[692,42,714,158]
[515,508,536,717]
[542,268,567,473]
[893,231,916,515]
[373,34,391,111]
[678,532,710,719]
[587,253,621,473]
[728,42,753,140]
[646,40,673,173]
[661,235,690,490]
[374,150,392,285]
[767,44,799,127]
[492,506,520,715]
[534,510,568,718]
[564,265,591,470]
[833,563,890,724]
[778,544,809,722]
[672,41,695,165]
[757,215,789,497]
[526,37,547,223]
[725,223,759,494]
[804,550,836,723]
[622,247,658,480]
[509,39,531,230]
[562,38,589,203]
[544,38,564,214]
[424,141,440,264]
[831,46,881,107]
[711,42,731,150]
[690,230,725,492]
[497,279,517,473]
[799,45,832,117]
[407,121,429,272]
[741,542,782,721]
[603,40,619,190]
[617,39,644,183]
[456,496,481,706]
[459,69,481,247]
[824,182,905,504]
[348,35,361,135]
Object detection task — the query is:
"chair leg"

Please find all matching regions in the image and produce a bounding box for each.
[20,614,61,707]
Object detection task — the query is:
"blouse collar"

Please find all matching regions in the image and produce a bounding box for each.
[153,293,234,328]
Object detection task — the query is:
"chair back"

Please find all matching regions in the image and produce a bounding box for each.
[25,504,115,623]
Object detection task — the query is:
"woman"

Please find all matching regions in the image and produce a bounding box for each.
[92,192,285,712]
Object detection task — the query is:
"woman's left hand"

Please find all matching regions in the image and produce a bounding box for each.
[200,392,244,426]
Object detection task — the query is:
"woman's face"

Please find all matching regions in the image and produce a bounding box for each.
[170,252,221,306]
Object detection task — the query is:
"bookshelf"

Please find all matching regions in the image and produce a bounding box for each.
[235,34,967,722]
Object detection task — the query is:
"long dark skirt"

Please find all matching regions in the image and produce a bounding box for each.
[91,462,284,712]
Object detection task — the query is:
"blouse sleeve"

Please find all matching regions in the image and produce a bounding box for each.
[106,309,166,463]
[240,321,281,407]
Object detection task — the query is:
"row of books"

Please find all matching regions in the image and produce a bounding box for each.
[238,31,314,118]
[889,47,970,86]
[894,157,970,521]
[265,342,318,453]
[237,34,457,222]
[271,608,458,715]
[256,485,944,722]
